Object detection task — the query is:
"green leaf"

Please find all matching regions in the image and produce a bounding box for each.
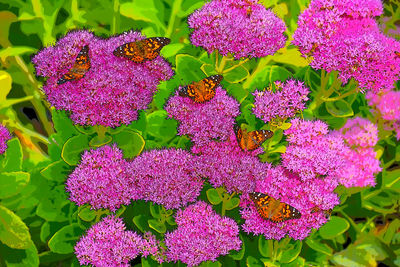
[78,206,96,222]
[48,224,84,254]
[51,110,78,142]
[225,197,240,210]
[39,251,72,265]
[40,160,71,182]
[279,240,302,263]
[0,172,30,199]
[206,188,222,205]
[36,185,71,222]
[246,255,264,267]
[0,46,35,61]
[161,43,185,59]
[0,11,17,47]
[149,203,161,218]
[175,54,205,82]
[133,215,149,232]
[305,239,333,256]
[88,134,112,147]
[382,169,400,189]
[325,100,354,118]
[224,65,249,83]
[0,240,39,267]
[319,216,350,239]
[146,110,177,141]
[227,83,248,103]
[258,236,272,258]
[0,70,12,101]
[120,0,165,31]
[148,219,166,234]
[112,128,145,158]
[198,260,222,267]
[0,205,31,249]
[61,134,90,166]
[229,235,245,260]
[244,65,292,90]
[2,138,23,172]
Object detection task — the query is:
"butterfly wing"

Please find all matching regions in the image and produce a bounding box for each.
[58,45,90,84]
[179,75,223,103]
[249,192,301,223]
[234,126,273,151]
[113,37,170,63]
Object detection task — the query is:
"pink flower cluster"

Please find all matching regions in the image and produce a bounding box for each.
[165,201,241,267]
[188,0,286,59]
[293,0,400,92]
[75,215,164,266]
[252,79,310,122]
[336,117,381,187]
[0,124,11,154]
[32,30,173,127]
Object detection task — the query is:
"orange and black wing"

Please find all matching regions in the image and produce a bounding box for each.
[179,75,223,103]
[113,37,170,63]
[58,45,90,85]
[249,192,301,223]
[234,125,273,151]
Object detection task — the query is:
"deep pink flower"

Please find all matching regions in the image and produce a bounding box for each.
[240,166,339,240]
[0,124,11,154]
[188,0,286,59]
[192,130,270,194]
[165,201,241,267]
[66,144,135,211]
[128,148,204,209]
[252,79,310,122]
[368,90,400,121]
[340,117,379,148]
[165,87,240,146]
[32,30,173,127]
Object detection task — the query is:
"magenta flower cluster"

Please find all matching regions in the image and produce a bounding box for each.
[293,0,400,92]
[252,79,310,122]
[188,0,286,59]
[164,201,241,267]
[32,30,173,127]
[65,144,134,212]
[75,215,164,266]
[165,86,240,146]
[0,124,11,154]
[336,117,381,187]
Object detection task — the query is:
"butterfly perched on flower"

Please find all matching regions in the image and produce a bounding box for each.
[178,75,223,103]
[113,37,170,63]
[57,45,90,85]
[234,124,273,151]
[311,206,332,219]
[249,192,301,223]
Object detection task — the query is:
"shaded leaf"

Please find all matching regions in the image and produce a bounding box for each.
[0,205,31,249]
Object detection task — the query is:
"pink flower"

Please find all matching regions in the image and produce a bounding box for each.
[0,124,11,154]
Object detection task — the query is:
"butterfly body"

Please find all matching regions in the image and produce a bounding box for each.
[234,124,273,151]
[178,75,223,103]
[311,206,332,219]
[57,45,90,84]
[249,192,301,223]
[113,37,170,63]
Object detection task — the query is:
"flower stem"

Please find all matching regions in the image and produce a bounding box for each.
[222,58,249,74]
[95,125,108,142]
[165,0,183,37]
[321,86,359,102]
[216,55,228,73]
[112,0,120,34]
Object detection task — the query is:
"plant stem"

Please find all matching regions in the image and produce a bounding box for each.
[13,56,54,136]
[321,86,359,102]
[112,0,120,34]
[95,125,108,141]
[216,56,229,73]
[165,0,183,37]
[222,58,249,74]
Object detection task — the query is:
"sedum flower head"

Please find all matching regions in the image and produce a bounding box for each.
[165,87,240,146]
[32,30,173,127]
[192,130,270,194]
[0,124,12,154]
[240,166,339,240]
[165,201,242,267]
[128,148,204,209]
[340,117,379,148]
[368,90,400,121]
[252,79,310,122]
[74,215,143,267]
[188,0,286,59]
[66,144,134,211]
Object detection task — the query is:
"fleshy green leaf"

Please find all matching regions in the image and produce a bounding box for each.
[40,160,71,182]
[0,70,12,101]
[112,128,145,158]
[0,240,39,267]
[279,240,302,263]
[225,197,240,210]
[325,100,354,118]
[0,205,32,249]
[0,46,35,61]
[319,216,350,239]
[258,236,272,258]
[61,134,90,166]
[0,171,30,199]
[2,138,23,172]
[48,223,84,254]
[224,65,249,84]
[305,239,333,256]
[78,206,96,222]
[148,219,166,234]
[206,188,222,205]
[88,134,113,147]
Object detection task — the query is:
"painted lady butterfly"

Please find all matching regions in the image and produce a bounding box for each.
[249,192,301,223]
[234,124,273,151]
[57,45,90,84]
[178,75,223,103]
[113,37,170,63]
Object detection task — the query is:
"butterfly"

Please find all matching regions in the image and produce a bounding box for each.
[178,75,223,103]
[113,37,170,63]
[57,45,90,85]
[311,206,332,219]
[234,124,273,151]
[249,192,301,223]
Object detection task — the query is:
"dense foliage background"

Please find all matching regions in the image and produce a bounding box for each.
[0,0,399,266]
